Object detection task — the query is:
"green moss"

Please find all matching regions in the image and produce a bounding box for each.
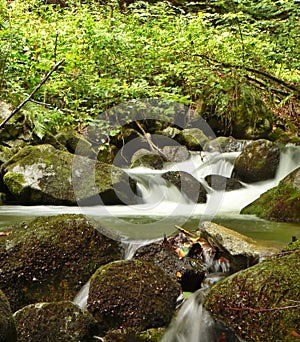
[0,214,122,312]
[205,250,300,341]
[241,174,300,223]
[3,172,26,197]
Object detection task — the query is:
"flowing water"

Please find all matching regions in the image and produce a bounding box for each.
[1,145,300,341]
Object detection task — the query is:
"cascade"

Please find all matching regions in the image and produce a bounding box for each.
[161,287,243,342]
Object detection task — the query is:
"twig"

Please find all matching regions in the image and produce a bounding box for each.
[0,58,65,129]
[29,99,52,108]
[225,303,300,313]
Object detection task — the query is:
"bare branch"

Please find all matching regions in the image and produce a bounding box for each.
[0,58,65,129]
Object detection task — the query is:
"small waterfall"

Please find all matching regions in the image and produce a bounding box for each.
[161,287,243,342]
[73,280,90,309]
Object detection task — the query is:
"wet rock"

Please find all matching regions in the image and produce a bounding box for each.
[205,174,244,191]
[199,221,280,272]
[1,144,137,205]
[87,259,181,335]
[0,289,17,342]
[204,243,300,341]
[162,171,207,203]
[104,327,165,342]
[241,167,300,223]
[203,136,249,153]
[0,214,122,312]
[176,128,208,151]
[133,240,206,292]
[14,301,97,342]
[161,145,190,163]
[130,149,166,169]
[233,139,280,183]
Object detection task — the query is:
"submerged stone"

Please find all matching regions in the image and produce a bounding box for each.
[14,301,97,342]
[0,214,122,312]
[87,259,181,334]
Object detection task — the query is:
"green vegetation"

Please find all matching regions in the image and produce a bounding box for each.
[0,0,299,138]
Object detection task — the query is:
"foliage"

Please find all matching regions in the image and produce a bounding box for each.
[0,0,299,138]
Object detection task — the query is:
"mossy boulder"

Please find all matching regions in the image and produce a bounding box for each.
[204,245,300,341]
[87,259,181,334]
[233,139,280,183]
[162,171,207,203]
[104,327,165,342]
[0,214,122,312]
[1,144,137,205]
[55,131,96,157]
[0,290,17,342]
[176,128,208,151]
[130,149,166,169]
[14,301,97,342]
[133,240,206,292]
[241,167,300,223]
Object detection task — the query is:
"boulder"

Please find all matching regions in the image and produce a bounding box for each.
[0,214,122,312]
[14,301,97,342]
[162,171,207,203]
[1,144,137,205]
[55,131,96,157]
[198,222,280,272]
[205,174,244,191]
[161,145,190,163]
[233,139,280,183]
[204,241,300,341]
[0,290,16,342]
[130,149,166,169]
[133,240,206,292]
[241,167,300,223]
[87,259,181,334]
[203,137,249,153]
[104,327,165,342]
[176,128,208,151]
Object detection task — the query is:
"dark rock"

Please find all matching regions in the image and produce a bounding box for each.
[204,244,300,341]
[205,174,244,191]
[0,214,122,312]
[133,240,206,292]
[14,301,97,342]
[87,259,181,334]
[241,167,300,223]
[176,128,208,151]
[0,290,17,342]
[233,139,280,183]
[162,171,207,203]
[1,144,137,205]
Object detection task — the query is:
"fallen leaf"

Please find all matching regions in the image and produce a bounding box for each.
[0,231,12,236]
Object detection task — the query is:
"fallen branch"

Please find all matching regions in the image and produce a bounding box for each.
[0,58,65,129]
[225,303,300,313]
